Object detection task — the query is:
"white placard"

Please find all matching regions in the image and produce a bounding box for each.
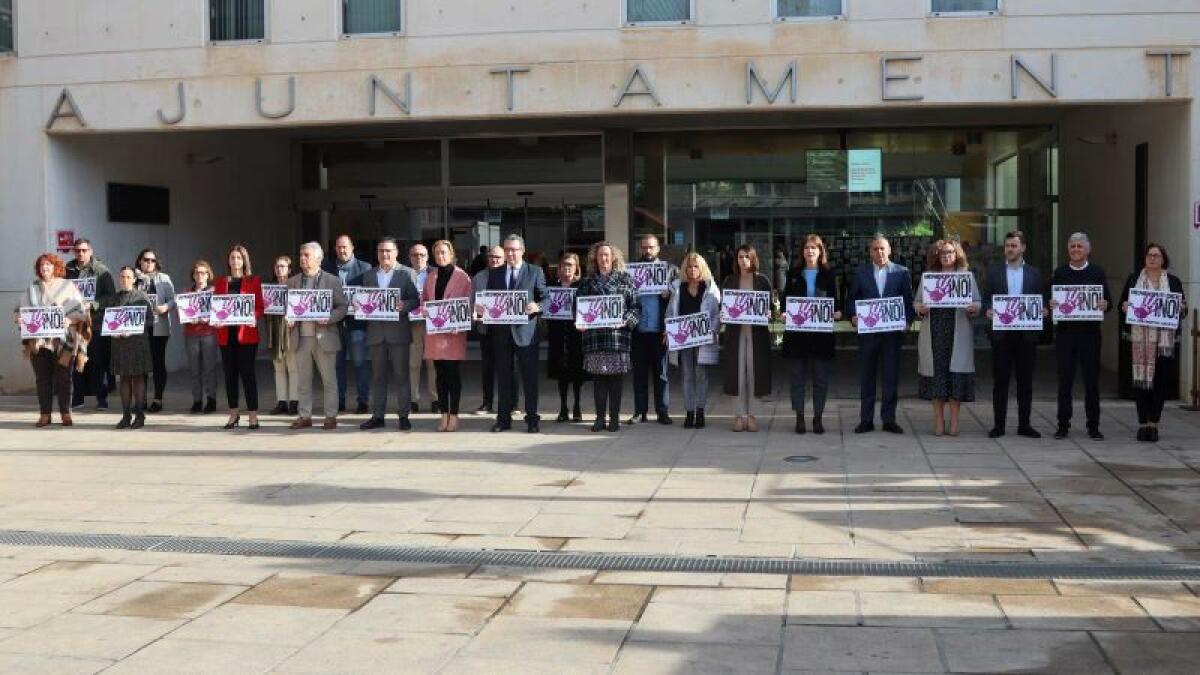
[18,307,66,340]
[409,304,426,322]
[1052,285,1105,322]
[628,262,671,295]
[544,286,576,321]
[354,288,403,322]
[720,289,771,326]
[424,298,473,334]
[575,294,626,330]
[286,289,333,322]
[262,284,287,316]
[71,277,97,302]
[209,294,257,327]
[101,306,147,337]
[991,295,1044,331]
[476,290,530,325]
[784,297,835,333]
[175,291,212,325]
[920,272,975,308]
[855,297,907,334]
[665,312,714,352]
[1126,288,1183,330]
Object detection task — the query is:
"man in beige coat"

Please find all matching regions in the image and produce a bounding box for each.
[287,242,349,430]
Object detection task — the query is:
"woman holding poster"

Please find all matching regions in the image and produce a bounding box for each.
[102,266,154,429]
[666,252,721,429]
[914,240,981,436]
[721,245,774,432]
[133,248,176,413]
[424,240,473,432]
[14,253,87,427]
[265,256,298,417]
[214,244,265,430]
[548,253,587,423]
[182,260,219,414]
[782,235,840,435]
[1120,243,1187,442]
[578,241,641,433]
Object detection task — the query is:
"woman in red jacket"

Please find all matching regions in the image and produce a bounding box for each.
[214,244,265,430]
[424,240,473,432]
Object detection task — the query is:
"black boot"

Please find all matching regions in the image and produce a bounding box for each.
[572,404,583,422]
[288,401,298,416]
[190,401,202,413]
[131,411,145,429]
[812,416,825,435]
[270,400,288,415]
[591,413,606,432]
[695,408,706,429]
[204,397,217,414]
[556,406,570,423]
[116,411,132,429]
[684,411,695,428]
[795,415,806,434]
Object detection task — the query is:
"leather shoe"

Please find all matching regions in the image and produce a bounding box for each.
[1087,427,1104,441]
[882,422,904,434]
[355,401,369,414]
[527,421,540,434]
[795,416,806,435]
[289,417,312,430]
[988,427,1005,438]
[657,412,673,425]
[626,413,646,425]
[360,416,385,430]
[397,416,412,431]
[1149,427,1159,443]
[812,417,824,435]
[607,418,620,432]
[1017,426,1042,439]
[491,422,511,433]
[854,422,874,434]
[591,417,606,432]
[322,417,337,430]
[1054,426,1069,440]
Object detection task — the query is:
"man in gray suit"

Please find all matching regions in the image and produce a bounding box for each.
[483,234,547,433]
[287,242,349,430]
[358,236,421,431]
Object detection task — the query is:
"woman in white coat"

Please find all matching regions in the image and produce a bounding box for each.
[665,252,721,429]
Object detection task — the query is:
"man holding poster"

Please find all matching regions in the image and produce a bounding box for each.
[983,230,1045,439]
[484,234,547,433]
[286,243,349,430]
[357,237,420,431]
[322,235,372,414]
[846,235,914,434]
[1049,233,1112,440]
[628,234,678,426]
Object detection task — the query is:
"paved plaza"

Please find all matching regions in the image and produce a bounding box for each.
[1,387,1199,673]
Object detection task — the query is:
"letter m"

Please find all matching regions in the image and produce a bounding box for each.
[746,61,797,105]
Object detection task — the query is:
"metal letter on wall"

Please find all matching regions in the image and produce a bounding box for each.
[746,61,798,105]
[45,89,87,130]
[489,67,531,112]
[613,65,662,108]
[1146,50,1192,97]
[157,82,187,125]
[1011,54,1058,99]
[369,74,412,115]
[255,76,296,119]
[880,56,924,102]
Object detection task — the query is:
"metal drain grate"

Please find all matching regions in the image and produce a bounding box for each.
[2,528,1198,581]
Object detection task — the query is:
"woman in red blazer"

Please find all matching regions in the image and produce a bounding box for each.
[423,240,473,432]
[214,244,265,430]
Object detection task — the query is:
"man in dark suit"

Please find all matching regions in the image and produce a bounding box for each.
[357,236,421,431]
[983,230,1044,439]
[484,234,547,433]
[846,235,915,434]
[322,234,373,414]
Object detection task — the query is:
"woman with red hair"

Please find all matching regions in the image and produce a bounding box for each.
[12,253,89,427]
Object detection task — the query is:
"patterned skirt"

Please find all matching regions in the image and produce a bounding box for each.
[110,334,153,377]
[584,351,631,375]
[918,308,975,402]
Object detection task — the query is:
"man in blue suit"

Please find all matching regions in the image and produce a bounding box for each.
[846,235,915,434]
[322,234,374,413]
[982,230,1044,439]
[485,234,547,433]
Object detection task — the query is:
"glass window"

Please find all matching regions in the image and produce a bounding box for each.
[343,0,403,36]
[450,136,601,186]
[0,0,13,53]
[210,0,265,42]
[931,0,999,15]
[627,0,692,25]
[777,0,843,20]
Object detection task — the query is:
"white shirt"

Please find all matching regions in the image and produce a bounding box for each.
[873,264,889,297]
[376,266,395,289]
[1006,260,1025,295]
[1069,261,1089,271]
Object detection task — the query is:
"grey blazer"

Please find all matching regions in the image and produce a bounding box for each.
[135,271,176,337]
[285,270,348,353]
[485,263,547,347]
[359,264,421,346]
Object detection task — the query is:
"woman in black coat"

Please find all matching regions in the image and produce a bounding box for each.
[1120,242,1187,443]
[547,252,587,422]
[781,235,841,435]
[721,244,774,432]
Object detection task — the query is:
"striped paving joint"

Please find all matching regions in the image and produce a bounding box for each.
[2,529,1198,581]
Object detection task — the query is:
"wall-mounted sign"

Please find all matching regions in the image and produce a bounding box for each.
[848,149,882,192]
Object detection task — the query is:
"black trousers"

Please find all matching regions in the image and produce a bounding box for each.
[593,374,625,420]
[1056,328,1101,430]
[859,333,903,425]
[434,360,462,415]
[221,340,259,411]
[74,334,111,404]
[1135,355,1176,424]
[149,335,169,401]
[631,331,669,415]
[31,349,72,414]
[493,331,539,424]
[479,334,495,407]
[992,333,1036,429]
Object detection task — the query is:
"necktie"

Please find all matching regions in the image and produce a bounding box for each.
[509,267,517,290]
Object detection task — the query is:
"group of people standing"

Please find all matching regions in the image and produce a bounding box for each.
[15,230,1187,442]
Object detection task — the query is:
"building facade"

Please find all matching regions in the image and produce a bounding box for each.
[0,0,1197,393]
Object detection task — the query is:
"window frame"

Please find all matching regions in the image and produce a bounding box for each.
[928,0,1001,18]
[340,0,405,39]
[773,0,846,23]
[207,0,269,46]
[0,0,15,56]
[622,0,695,27]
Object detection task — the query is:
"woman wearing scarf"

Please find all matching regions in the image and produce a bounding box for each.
[1120,243,1187,442]
[578,241,641,433]
[13,253,88,427]
[423,240,473,432]
[133,248,176,413]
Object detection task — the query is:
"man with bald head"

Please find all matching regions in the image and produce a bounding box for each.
[322,234,372,413]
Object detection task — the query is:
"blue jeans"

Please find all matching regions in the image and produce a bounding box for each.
[632,331,669,415]
[336,327,369,407]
